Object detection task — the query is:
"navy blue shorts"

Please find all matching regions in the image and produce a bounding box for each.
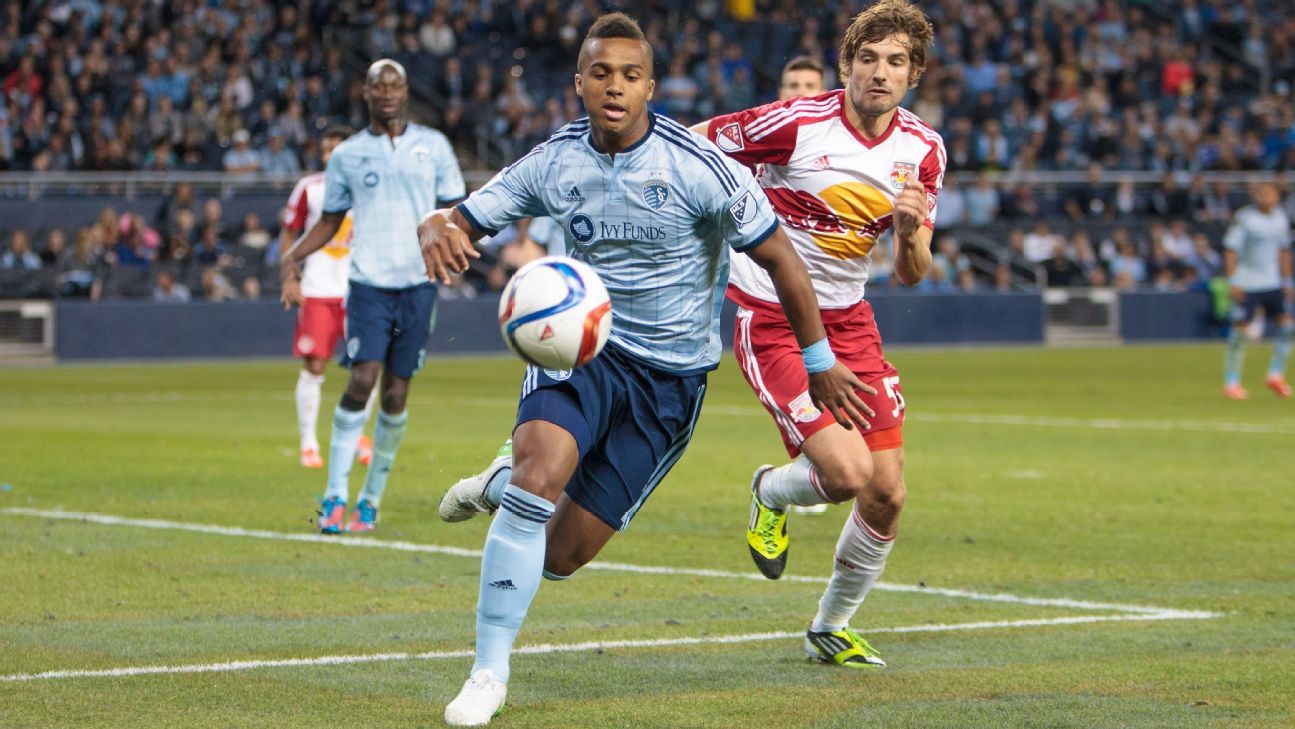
[1232,288,1292,323]
[515,344,708,532]
[342,281,438,379]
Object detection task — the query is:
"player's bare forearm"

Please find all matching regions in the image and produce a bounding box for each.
[893,224,933,286]
[1223,250,1238,280]
[418,207,482,284]
[281,213,343,272]
[747,227,826,347]
[1281,249,1291,280]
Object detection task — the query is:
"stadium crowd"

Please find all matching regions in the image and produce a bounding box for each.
[1,0,1293,300]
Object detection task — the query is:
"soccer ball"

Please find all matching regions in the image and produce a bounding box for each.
[498,256,612,370]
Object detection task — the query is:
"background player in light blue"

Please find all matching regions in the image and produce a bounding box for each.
[417,14,872,727]
[280,59,465,533]
[1220,179,1293,399]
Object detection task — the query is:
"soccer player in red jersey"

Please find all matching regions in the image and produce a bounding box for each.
[696,0,945,668]
[279,127,375,471]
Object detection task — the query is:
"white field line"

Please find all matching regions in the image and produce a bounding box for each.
[0,508,1218,620]
[5,391,1293,435]
[0,612,1215,684]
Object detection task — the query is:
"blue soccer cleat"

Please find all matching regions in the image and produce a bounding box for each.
[317,495,346,534]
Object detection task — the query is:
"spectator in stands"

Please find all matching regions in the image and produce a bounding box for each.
[39,229,66,269]
[1023,221,1063,263]
[200,199,230,242]
[1065,163,1115,221]
[1186,232,1223,281]
[964,172,1000,225]
[937,175,967,226]
[223,129,261,173]
[58,228,102,299]
[200,266,237,302]
[1109,237,1148,290]
[153,268,191,303]
[260,131,301,176]
[193,225,229,269]
[658,57,700,119]
[1043,242,1084,288]
[2,229,39,270]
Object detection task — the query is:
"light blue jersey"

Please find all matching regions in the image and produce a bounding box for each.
[460,114,779,374]
[1223,205,1292,292]
[324,123,466,289]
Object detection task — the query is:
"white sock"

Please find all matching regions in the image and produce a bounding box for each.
[326,405,366,501]
[757,455,830,510]
[811,510,895,632]
[295,370,324,451]
[358,410,407,507]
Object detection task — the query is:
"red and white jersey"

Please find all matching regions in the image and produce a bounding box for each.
[707,90,945,308]
[283,172,354,299]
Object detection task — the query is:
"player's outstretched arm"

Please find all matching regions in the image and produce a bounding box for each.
[279,211,344,309]
[418,207,482,285]
[892,177,934,286]
[747,227,876,431]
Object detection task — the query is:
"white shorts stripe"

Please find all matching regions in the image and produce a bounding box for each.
[735,308,803,447]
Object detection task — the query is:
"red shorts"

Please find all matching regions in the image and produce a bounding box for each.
[730,286,904,458]
[294,297,346,359]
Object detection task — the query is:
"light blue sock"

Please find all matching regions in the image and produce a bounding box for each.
[484,466,511,508]
[358,410,408,507]
[326,405,367,501]
[1268,322,1293,377]
[1224,327,1245,387]
[472,484,554,684]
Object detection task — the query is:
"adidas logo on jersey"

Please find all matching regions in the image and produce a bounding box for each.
[563,185,585,202]
[489,579,518,591]
[811,155,832,170]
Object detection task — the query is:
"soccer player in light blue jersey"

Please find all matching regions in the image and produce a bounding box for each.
[1221,179,1293,399]
[418,14,872,727]
[280,59,466,534]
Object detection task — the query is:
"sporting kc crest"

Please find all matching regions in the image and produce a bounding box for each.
[642,180,670,210]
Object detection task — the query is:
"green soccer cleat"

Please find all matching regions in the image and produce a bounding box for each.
[746,465,789,579]
[805,627,887,669]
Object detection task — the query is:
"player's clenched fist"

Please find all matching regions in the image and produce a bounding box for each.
[418,210,480,285]
[892,177,927,241]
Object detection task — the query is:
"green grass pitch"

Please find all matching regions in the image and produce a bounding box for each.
[1,343,1292,728]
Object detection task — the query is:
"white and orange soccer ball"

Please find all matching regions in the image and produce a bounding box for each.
[498,256,612,370]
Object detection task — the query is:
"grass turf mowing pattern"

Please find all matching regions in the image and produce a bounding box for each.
[2,343,1293,727]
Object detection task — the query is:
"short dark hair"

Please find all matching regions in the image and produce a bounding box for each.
[578,13,653,73]
[782,55,825,78]
[323,125,353,142]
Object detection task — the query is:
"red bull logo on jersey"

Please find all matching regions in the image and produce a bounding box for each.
[788,391,822,423]
[765,183,893,260]
[889,162,917,191]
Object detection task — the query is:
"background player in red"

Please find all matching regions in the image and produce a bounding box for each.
[695,0,943,669]
[279,126,374,469]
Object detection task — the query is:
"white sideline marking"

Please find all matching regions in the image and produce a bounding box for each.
[7,390,1292,435]
[0,612,1215,683]
[1,509,1218,620]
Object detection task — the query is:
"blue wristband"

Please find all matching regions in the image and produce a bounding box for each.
[802,337,836,374]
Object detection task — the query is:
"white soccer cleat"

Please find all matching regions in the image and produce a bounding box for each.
[444,669,507,726]
[439,442,512,523]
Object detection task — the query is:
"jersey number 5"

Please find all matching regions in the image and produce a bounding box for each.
[882,376,905,418]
